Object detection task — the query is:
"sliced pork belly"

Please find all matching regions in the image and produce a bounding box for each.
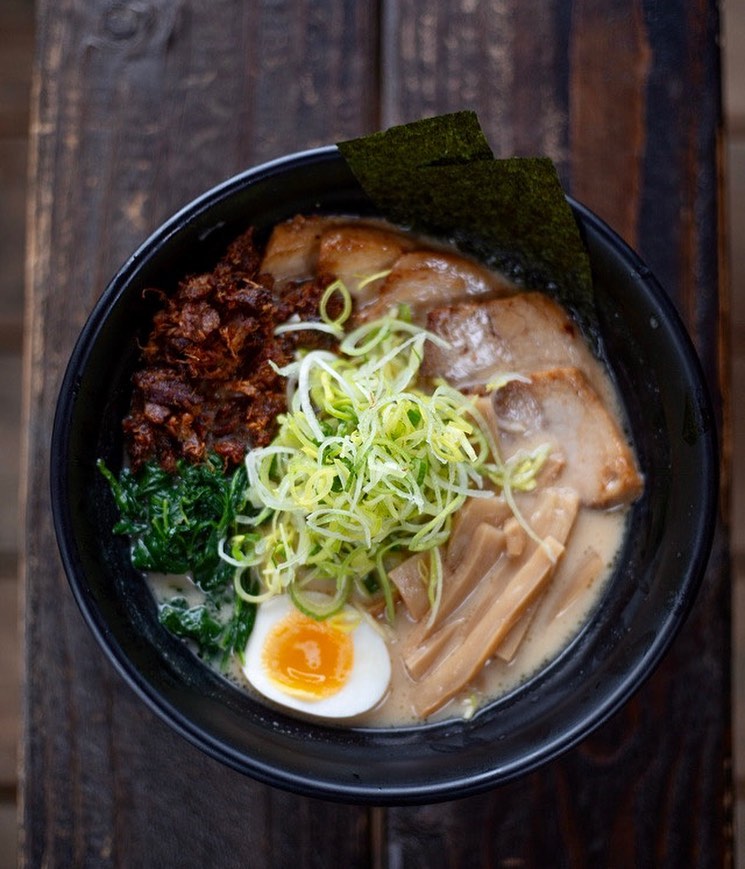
[316,223,417,301]
[262,217,420,299]
[361,250,514,322]
[421,292,605,395]
[478,367,643,507]
[260,214,333,286]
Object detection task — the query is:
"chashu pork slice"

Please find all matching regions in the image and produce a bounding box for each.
[316,222,418,301]
[477,366,643,508]
[262,217,420,296]
[360,250,514,323]
[260,214,335,286]
[421,292,606,397]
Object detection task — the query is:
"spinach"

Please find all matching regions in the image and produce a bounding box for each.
[159,597,224,657]
[98,455,258,665]
[98,456,248,584]
[159,594,256,664]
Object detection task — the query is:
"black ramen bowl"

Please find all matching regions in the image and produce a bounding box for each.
[51,146,718,804]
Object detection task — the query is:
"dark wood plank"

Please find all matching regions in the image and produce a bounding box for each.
[383,1,731,866]
[0,0,35,139]
[0,567,20,791]
[21,1,379,866]
[0,140,29,328]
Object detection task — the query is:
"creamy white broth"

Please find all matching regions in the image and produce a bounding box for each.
[139,216,641,727]
[176,498,627,727]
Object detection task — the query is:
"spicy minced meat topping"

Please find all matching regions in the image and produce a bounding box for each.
[123,227,338,473]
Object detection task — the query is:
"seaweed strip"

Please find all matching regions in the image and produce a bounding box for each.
[338,113,597,345]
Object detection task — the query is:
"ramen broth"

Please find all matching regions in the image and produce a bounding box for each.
[138,216,641,726]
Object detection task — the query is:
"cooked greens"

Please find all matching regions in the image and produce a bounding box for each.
[98,456,256,663]
[158,594,255,663]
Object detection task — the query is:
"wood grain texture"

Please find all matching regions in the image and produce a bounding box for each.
[0,567,20,791]
[383,2,731,866]
[22,1,379,866]
[21,0,730,866]
[569,0,651,250]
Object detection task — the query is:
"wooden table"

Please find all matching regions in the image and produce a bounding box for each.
[22,1,732,865]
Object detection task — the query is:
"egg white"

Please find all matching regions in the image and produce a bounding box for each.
[242,595,391,719]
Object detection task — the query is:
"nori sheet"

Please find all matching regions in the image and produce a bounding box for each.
[337,112,597,343]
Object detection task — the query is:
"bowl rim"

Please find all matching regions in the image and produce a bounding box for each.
[50,145,719,803]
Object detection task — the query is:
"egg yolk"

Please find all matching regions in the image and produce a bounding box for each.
[262,611,354,700]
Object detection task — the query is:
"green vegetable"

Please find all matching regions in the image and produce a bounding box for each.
[158,595,256,663]
[159,598,223,656]
[223,297,547,623]
[98,455,256,664]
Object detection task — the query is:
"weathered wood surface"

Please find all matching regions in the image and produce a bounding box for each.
[21,1,731,866]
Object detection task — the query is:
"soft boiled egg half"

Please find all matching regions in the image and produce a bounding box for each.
[242,594,391,718]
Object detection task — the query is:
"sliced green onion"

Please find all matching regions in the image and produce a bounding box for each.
[226,302,507,617]
[425,547,443,629]
[274,280,353,340]
[319,279,353,329]
[356,268,391,291]
[274,320,345,337]
[289,577,351,619]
